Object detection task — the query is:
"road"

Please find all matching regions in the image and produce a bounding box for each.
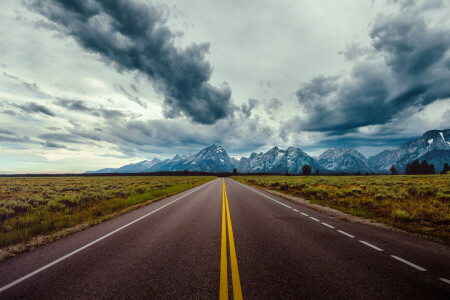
[0,178,449,299]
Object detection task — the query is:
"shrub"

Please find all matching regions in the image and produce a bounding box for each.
[47,200,66,212]
[391,210,414,222]
[437,192,450,202]
[0,207,14,221]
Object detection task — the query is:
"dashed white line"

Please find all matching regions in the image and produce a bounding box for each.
[337,230,355,238]
[440,278,450,285]
[0,180,214,293]
[390,255,426,271]
[321,222,335,229]
[359,240,383,251]
[309,217,320,222]
[292,209,299,212]
[300,212,308,217]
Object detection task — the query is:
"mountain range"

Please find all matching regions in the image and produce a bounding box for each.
[86,129,450,174]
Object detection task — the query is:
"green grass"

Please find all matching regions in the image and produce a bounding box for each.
[0,176,215,248]
[232,175,450,242]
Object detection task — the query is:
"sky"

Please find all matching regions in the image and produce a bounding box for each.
[0,0,449,173]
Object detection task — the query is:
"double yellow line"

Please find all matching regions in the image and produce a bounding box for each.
[220,179,243,300]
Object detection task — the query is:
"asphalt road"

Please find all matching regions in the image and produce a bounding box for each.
[0,178,449,299]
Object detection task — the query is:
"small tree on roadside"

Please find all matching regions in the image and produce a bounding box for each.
[440,163,449,174]
[233,168,237,176]
[390,165,398,175]
[302,164,312,176]
[316,169,319,176]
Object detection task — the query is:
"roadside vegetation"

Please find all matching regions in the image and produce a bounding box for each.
[0,176,214,248]
[232,175,450,242]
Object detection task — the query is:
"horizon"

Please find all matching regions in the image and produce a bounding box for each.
[1,0,449,173]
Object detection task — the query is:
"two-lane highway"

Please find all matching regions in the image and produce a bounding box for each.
[0,178,449,299]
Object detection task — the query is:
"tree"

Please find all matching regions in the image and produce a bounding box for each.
[441,163,450,174]
[390,165,398,175]
[316,169,319,176]
[302,164,312,176]
[405,159,435,175]
[184,169,188,176]
[285,167,289,176]
[233,168,237,176]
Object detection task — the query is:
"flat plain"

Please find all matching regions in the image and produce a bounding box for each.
[0,176,214,249]
[233,175,450,242]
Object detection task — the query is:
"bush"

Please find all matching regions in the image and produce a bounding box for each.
[391,210,414,222]
[47,200,66,212]
[0,207,14,221]
[437,192,450,202]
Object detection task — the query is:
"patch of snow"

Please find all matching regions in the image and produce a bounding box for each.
[428,139,433,145]
[440,132,450,146]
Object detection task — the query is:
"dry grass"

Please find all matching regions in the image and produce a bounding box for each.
[0,176,215,248]
[232,175,450,242]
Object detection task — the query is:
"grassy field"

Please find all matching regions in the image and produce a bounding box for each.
[0,176,214,248]
[232,175,450,242]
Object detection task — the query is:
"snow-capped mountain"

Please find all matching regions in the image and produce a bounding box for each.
[318,148,374,173]
[85,158,162,174]
[86,129,450,174]
[87,144,235,173]
[236,146,321,174]
[148,144,235,172]
[368,129,450,173]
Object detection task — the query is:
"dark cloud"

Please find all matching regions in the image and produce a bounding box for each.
[43,140,67,148]
[27,0,233,124]
[47,127,62,131]
[0,135,32,143]
[0,129,14,135]
[14,102,55,116]
[289,1,450,135]
[55,98,127,119]
[38,133,81,144]
[240,99,258,118]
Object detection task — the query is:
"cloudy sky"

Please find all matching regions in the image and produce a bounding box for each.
[0,0,449,173]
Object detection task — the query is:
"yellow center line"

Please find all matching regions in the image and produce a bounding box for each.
[220,179,243,300]
[220,180,228,299]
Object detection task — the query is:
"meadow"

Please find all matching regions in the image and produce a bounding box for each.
[232,175,450,242]
[0,176,214,249]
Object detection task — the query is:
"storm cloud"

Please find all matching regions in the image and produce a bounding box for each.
[290,0,450,134]
[27,0,233,124]
[14,102,55,116]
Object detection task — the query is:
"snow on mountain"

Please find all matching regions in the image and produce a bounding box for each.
[236,146,321,174]
[85,129,450,174]
[318,148,374,173]
[368,129,450,173]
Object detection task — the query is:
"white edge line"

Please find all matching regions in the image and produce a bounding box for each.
[309,217,320,222]
[235,180,293,209]
[390,255,427,271]
[300,212,308,216]
[359,240,383,251]
[439,278,450,285]
[292,209,299,212]
[337,230,355,238]
[0,180,214,293]
[321,222,335,229]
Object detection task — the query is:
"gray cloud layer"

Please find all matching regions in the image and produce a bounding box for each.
[290,0,450,134]
[27,0,233,124]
